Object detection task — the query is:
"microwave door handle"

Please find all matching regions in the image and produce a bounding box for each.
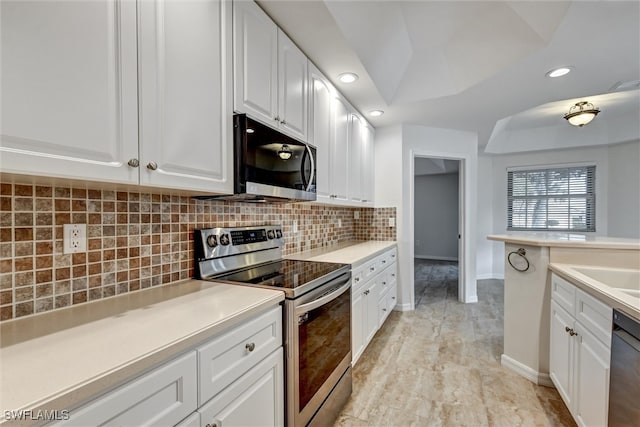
[294,278,350,316]
[305,144,315,192]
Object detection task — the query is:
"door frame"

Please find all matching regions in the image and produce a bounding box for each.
[409,150,477,307]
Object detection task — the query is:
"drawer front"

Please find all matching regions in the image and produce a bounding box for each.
[362,257,379,280]
[575,288,612,347]
[352,268,365,293]
[59,352,198,426]
[551,273,577,316]
[387,282,398,312]
[198,306,282,406]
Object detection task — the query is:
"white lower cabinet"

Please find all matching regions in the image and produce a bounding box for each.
[549,273,611,427]
[198,348,284,427]
[352,247,397,364]
[56,352,198,426]
[55,306,283,427]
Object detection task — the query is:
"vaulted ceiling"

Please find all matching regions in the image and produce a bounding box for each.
[258,0,640,152]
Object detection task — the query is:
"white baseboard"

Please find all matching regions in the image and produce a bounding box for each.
[501,354,554,387]
[414,255,458,262]
[464,295,478,303]
[477,273,504,280]
[393,303,413,312]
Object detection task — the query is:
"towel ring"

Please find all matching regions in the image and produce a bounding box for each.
[507,248,530,272]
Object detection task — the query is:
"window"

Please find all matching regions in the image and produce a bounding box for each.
[507,165,595,231]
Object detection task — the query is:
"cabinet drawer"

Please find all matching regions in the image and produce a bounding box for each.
[362,257,379,280]
[387,282,398,311]
[198,306,282,406]
[378,247,397,270]
[58,352,197,426]
[352,268,365,292]
[552,273,577,315]
[378,290,389,327]
[575,288,612,347]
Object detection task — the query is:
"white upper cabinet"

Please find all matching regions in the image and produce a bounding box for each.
[330,95,351,203]
[348,114,364,203]
[233,0,308,142]
[361,122,375,205]
[0,0,139,184]
[309,64,333,202]
[1,0,233,194]
[138,0,233,193]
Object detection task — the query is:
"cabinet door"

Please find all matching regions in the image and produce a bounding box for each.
[361,124,375,205]
[351,286,366,364]
[330,96,350,202]
[0,0,138,183]
[348,114,363,203]
[364,280,380,343]
[198,348,284,427]
[138,0,233,193]
[233,0,278,126]
[574,324,610,427]
[309,64,333,202]
[277,31,308,141]
[549,300,574,410]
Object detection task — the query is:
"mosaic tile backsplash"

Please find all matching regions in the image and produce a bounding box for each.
[0,182,396,321]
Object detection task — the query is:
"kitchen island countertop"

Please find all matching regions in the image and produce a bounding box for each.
[0,280,284,424]
[487,232,640,249]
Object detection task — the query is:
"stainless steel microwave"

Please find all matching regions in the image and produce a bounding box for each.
[221,114,316,202]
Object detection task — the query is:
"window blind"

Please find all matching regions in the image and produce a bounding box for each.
[507,165,595,231]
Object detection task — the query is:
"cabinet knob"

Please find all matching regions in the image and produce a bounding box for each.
[382,308,387,312]
[392,296,396,300]
[206,424,218,427]
[569,330,578,337]
[245,342,255,352]
[146,161,158,171]
[382,260,386,264]
[281,119,286,125]
[274,115,280,122]
[369,267,375,272]
[382,281,386,285]
[354,277,360,282]
[127,158,139,167]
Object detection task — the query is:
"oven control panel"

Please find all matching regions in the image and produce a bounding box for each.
[194,225,284,261]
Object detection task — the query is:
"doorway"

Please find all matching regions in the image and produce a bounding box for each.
[413,158,461,304]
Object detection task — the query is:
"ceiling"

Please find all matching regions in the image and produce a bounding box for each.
[415,158,459,176]
[257,0,640,152]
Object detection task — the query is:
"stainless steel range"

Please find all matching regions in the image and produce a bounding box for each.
[194,226,352,427]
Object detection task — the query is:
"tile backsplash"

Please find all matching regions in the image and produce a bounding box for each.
[0,182,396,321]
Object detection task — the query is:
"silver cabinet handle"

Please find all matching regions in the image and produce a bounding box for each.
[354,277,360,282]
[205,423,218,427]
[382,308,387,312]
[127,158,139,167]
[245,342,255,352]
[369,267,375,272]
[146,162,158,170]
[274,115,280,122]
[281,119,286,125]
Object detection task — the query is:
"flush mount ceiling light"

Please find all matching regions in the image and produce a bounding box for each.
[546,66,573,78]
[338,72,359,84]
[564,101,600,127]
[277,144,292,160]
[369,110,384,117]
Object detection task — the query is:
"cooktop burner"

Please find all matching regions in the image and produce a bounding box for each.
[215,259,347,289]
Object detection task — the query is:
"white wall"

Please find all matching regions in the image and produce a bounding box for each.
[607,140,640,238]
[414,173,459,260]
[476,154,497,279]
[480,142,640,278]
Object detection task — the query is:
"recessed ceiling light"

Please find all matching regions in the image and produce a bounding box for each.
[338,72,359,84]
[546,66,573,78]
[369,110,384,117]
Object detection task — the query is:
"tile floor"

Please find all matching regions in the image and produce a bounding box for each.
[334,259,576,426]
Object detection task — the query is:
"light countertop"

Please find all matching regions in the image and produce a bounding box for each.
[488,232,640,250]
[0,280,284,422]
[549,263,640,321]
[286,240,396,266]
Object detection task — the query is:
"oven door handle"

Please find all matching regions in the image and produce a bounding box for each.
[295,278,350,316]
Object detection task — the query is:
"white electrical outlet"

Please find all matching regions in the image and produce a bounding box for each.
[63,224,86,254]
[292,220,298,233]
[338,219,342,228]
[388,217,396,227]
[354,211,360,219]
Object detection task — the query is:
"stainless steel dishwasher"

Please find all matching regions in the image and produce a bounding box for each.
[608,309,640,427]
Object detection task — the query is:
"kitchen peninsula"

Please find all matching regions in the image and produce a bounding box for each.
[488,233,640,426]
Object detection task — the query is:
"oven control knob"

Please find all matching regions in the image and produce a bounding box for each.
[275,229,282,239]
[267,230,275,240]
[219,234,230,246]
[206,235,218,248]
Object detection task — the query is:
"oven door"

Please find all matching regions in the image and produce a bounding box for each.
[287,272,352,427]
